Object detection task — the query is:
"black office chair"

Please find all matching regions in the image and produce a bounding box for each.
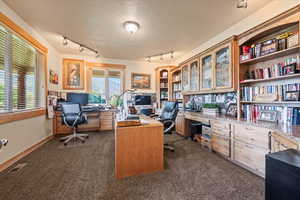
[60,103,89,145]
[155,101,179,152]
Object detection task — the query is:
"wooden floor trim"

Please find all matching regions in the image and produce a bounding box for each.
[0,135,53,172]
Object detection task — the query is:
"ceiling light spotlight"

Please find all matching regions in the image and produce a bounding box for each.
[79,45,85,52]
[160,54,164,61]
[237,0,247,8]
[62,37,68,46]
[95,52,100,58]
[123,21,140,34]
[170,52,174,59]
[145,57,151,62]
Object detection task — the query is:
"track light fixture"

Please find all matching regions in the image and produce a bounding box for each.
[145,51,175,62]
[79,45,85,52]
[62,36,100,58]
[237,0,247,8]
[62,37,68,46]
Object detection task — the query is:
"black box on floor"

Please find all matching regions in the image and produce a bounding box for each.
[265,149,300,200]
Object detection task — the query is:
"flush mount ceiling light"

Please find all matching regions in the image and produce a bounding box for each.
[237,0,247,8]
[123,21,140,34]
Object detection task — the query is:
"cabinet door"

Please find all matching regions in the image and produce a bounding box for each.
[201,54,213,90]
[211,134,230,157]
[181,64,189,91]
[189,59,199,91]
[233,140,268,176]
[215,45,232,89]
[271,133,298,153]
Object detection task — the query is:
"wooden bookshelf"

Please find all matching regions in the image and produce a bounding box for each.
[155,66,177,108]
[240,45,300,65]
[238,11,300,122]
[240,73,300,84]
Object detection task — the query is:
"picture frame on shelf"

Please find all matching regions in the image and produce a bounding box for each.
[258,110,278,123]
[284,91,300,101]
[225,103,237,117]
[63,58,85,90]
[131,73,151,89]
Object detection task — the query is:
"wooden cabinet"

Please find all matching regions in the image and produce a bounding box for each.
[211,120,231,157]
[180,36,237,94]
[155,66,177,108]
[181,64,190,92]
[175,112,185,136]
[170,67,182,101]
[189,59,200,91]
[53,110,115,135]
[271,132,298,153]
[212,134,230,157]
[214,44,232,90]
[233,140,269,175]
[100,111,114,131]
[232,124,270,176]
[200,54,213,91]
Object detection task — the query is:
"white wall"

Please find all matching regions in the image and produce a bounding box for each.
[0,0,61,164]
[175,0,300,64]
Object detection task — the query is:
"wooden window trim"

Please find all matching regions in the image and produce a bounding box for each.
[0,12,48,54]
[86,62,126,70]
[0,13,49,123]
[0,109,46,125]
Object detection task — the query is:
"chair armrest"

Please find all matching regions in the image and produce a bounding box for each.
[162,119,175,133]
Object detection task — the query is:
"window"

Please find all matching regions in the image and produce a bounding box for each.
[89,68,122,104]
[0,24,43,113]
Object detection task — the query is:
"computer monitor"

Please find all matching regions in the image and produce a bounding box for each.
[67,93,89,105]
[135,95,152,106]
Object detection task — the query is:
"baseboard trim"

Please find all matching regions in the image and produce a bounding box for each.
[0,135,53,172]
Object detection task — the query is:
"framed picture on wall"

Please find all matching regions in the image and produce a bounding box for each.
[63,58,85,90]
[131,73,151,89]
[49,69,59,85]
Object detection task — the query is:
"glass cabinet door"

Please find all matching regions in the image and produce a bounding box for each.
[215,46,231,88]
[201,55,213,90]
[181,64,189,91]
[190,60,199,91]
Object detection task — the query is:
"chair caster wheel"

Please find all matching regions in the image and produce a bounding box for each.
[64,143,67,146]
[82,141,85,143]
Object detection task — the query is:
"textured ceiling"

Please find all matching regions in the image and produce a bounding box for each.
[4,0,274,62]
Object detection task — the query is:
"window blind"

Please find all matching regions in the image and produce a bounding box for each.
[0,24,41,113]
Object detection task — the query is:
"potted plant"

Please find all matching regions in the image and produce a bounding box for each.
[202,103,220,116]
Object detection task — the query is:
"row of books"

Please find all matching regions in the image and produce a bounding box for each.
[242,57,299,81]
[242,105,300,125]
[241,83,300,101]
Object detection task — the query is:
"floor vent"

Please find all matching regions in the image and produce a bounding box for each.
[9,163,27,173]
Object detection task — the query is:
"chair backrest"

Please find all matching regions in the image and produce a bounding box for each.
[61,103,81,115]
[160,101,179,121]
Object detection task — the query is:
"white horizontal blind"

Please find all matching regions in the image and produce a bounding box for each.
[108,70,121,99]
[0,24,40,113]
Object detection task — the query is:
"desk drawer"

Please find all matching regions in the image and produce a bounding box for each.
[100,119,113,130]
[233,124,269,148]
[211,120,230,131]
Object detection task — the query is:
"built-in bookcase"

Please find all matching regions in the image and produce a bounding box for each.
[238,9,300,125]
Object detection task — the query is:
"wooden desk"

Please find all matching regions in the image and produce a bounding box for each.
[115,116,164,178]
[53,110,115,135]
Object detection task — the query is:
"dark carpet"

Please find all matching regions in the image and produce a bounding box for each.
[0,132,264,200]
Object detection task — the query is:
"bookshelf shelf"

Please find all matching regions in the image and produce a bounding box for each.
[240,45,300,65]
[172,80,181,83]
[240,73,300,84]
[240,101,300,105]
